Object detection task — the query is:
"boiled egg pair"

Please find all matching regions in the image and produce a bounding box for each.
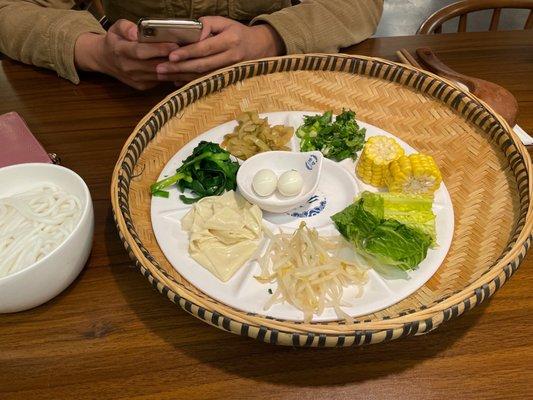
[252,169,303,198]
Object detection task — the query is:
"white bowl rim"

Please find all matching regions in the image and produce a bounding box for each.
[236,150,323,208]
[0,163,92,283]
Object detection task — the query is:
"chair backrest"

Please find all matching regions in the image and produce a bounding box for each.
[417,0,533,34]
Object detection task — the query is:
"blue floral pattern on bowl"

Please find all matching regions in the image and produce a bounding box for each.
[289,192,327,218]
[305,154,319,171]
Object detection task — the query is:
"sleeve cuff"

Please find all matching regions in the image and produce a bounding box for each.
[251,11,309,55]
[49,11,105,84]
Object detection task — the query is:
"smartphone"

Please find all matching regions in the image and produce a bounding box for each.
[137,18,203,45]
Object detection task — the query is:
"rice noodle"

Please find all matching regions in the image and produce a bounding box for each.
[0,184,81,278]
[256,222,368,322]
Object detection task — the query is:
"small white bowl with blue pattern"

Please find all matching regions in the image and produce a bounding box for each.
[236,150,323,213]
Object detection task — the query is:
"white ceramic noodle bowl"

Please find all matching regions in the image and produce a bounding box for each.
[0,163,94,313]
[237,151,323,213]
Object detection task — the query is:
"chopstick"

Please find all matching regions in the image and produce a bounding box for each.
[396,49,423,69]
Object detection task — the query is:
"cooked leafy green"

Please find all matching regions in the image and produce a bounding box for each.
[331,192,433,271]
[150,141,240,204]
[296,109,366,161]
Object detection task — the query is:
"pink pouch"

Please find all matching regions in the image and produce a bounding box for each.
[0,112,54,168]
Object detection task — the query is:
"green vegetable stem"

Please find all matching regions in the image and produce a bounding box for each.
[150,141,240,204]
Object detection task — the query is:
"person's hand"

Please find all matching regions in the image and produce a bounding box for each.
[74,20,179,90]
[155,16,285,82]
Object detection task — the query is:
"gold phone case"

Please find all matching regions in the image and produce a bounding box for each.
[137,18,203,45]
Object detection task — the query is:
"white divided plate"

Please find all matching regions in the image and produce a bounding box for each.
[151,111,454,322]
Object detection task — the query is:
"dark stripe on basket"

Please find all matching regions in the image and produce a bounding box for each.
[270,59,279,74]
[240,324,249,337]
[348,58,357,74]
[227,68,235,85]
[233,65,242,82]
[442,86,458,104]
[487,120,499,135]
[301,56,310,70]
[368,60,378,77]
[244,64,252,80]
[269,329,278,344]
[318,333,327,347]
[292,333,300,346]
[339,57,348,72]
[323,56,332,71]
[257,60,265,75]
[375,61,385,77]
[360,59,369,75]
[257,326,267,341]
[304,333,315,346]
[509,151,523,169]
[160,104,169,122]
[363,331,373,344]
[309,55,319,70]
[424,318,433,333]
[478,113,491,128]
[384,329,393,342]
[382,64,393,80]
[336,335,345,347]
[184,301,192,313]
[493,276,502,291]
[475,287,483,304]
[211,311,220,325]
[389,65,401,82]
[451,304,459,319]
[433,81,446,98]
[402,323,412,337]
[483,283,491,299]
[470,106,485,123]
[403,69,416,86]
[309,56,319,71]
[197,307,206,320]
[278,57,286,72]
[463,101,477,121]
[222,317,231,331]
[450,92,465,110]
[331,56,340,72]
[169,97,177,116]
[463,298,472,312]
[412,72,422,89]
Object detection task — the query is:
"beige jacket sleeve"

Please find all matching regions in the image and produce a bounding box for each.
[0,0,105,83]
[252,0,383,54]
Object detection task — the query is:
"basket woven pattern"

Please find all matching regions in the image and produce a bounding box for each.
[111,54,531,346]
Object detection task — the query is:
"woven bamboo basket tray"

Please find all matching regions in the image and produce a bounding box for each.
[111,54,532,347]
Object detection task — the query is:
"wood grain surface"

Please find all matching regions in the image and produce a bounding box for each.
[0,30,531,400]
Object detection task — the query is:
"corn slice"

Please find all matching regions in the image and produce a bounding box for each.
[356,136,405,187]
[386,154,442,195]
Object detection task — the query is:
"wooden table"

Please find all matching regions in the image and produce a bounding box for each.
[1,30,531,399]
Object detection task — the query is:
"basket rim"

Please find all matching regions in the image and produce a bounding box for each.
[110,54,532,344]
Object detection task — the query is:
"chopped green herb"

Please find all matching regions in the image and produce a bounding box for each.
[296,109,366,161]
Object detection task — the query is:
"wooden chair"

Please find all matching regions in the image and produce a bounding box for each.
[417,0,533,34]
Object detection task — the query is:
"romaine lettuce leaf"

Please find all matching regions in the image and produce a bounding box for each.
[361,192,436,243]
[331,192,433,270]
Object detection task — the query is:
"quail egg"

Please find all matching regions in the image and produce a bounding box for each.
[252,169,278,197]
[277,170,303,197]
